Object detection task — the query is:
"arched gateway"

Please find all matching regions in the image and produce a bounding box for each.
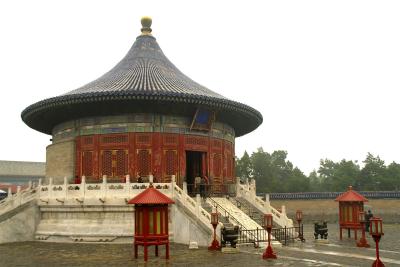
[21,17,262,195]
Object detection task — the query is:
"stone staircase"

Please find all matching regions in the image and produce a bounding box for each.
[235,179,294,228]
[230,197,264,226]
[200,198,233,228]
[207,197,263,230]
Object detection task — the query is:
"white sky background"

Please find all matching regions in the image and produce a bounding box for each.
[0,0,399,175]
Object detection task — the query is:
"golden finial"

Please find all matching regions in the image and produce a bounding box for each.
[348,185,353,190]
[141,16,152,35]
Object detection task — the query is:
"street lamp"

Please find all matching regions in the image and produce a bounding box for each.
[370,217,385,267]
[356,211,370,248]
[296,210,305,242]
[208,208,220,250]
[262,214,277,259]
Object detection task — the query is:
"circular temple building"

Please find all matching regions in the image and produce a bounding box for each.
[21,17,262,193]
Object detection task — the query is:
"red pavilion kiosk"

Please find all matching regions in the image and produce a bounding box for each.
[335,185,368,240]
[128,184,175,261]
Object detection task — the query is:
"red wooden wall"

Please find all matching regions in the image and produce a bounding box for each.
[75,133,235,186]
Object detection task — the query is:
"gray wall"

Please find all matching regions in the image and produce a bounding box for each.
[0,201,40,244]
[45,140,75,184]
[0,161,45,177]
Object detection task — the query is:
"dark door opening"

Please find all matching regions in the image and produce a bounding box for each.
[186,151,206,195]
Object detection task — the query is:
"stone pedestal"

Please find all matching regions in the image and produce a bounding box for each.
[315,239,329,244]
[189,241,198,249]
[221,247,239,253]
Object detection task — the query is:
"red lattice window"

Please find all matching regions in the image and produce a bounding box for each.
[213,153,222,178]
[164,150,177,176]
[116,150,128,177]
[101,150,113,176]
[136,134,151,145]
[83,136,93,145]
[137,149,151,176]
[186,136,207,146]
[102,135,128,144]
[226,155,233,178]
[101,149,128,177]
[213,140,222,148]
[164,135,177,145]
[82,151,93,177]
[224,142,232,153]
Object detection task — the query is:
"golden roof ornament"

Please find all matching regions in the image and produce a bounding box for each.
[141,16,152,35]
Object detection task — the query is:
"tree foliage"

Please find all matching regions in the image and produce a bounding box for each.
[235,149,400,193]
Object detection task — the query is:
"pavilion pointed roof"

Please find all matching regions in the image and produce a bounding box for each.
[128,185,174,205]
[21,17,263,137]
[335,185,368,202]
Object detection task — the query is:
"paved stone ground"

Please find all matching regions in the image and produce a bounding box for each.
[0,224,399,267]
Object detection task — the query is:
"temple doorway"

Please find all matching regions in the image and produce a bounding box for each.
[186,151,206,195]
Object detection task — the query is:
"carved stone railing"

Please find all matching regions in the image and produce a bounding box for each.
[171,182,219,234]
[0,184,38,217]
[0,175,217,242]
[37,175,171,206]
[236,178,293,228]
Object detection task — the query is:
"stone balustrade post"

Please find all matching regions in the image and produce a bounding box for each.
[236,177,241,197]
[81,176,86,198]
[149,174,154,184]
[125,175,130,196]
[183,181,188,195]
[38,178,42,187]
[281,205,286,216]
[195,194,201,216]
[102,175,107,198]
[64,177,68,199]
[251,178,256,193]
[17,186,21,205]
[48,178,53,200]
[170,175,176,198]
[7,187,12,200]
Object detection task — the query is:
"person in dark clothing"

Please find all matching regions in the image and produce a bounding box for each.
[200,176,206,198]
[365,210,373,232]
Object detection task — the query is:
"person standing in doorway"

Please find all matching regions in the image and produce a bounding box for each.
[194,175,201,196]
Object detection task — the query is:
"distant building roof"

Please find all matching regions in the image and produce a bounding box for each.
[0,160,45,177]
[128,185,174,205]
[0,184,28,194]
[335,185,368,202]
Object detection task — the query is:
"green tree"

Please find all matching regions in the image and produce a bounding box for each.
[385,162,400,191]
[250,148,274,192]
[359,153,386,190]
[235,151,252,182]
[309,170,323,191]
[318,159,360,191]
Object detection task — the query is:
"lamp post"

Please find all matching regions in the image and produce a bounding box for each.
[262,213,277,259]
[296,210,305,242]
[208,208,220,250]
[356,211,370,248]
[370,217,385,267]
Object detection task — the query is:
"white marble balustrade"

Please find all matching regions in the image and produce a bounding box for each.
[236,177,293,228]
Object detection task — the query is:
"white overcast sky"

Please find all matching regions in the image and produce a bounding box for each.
[0,0,399,175]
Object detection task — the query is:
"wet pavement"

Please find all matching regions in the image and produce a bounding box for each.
[0,224,399,267]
